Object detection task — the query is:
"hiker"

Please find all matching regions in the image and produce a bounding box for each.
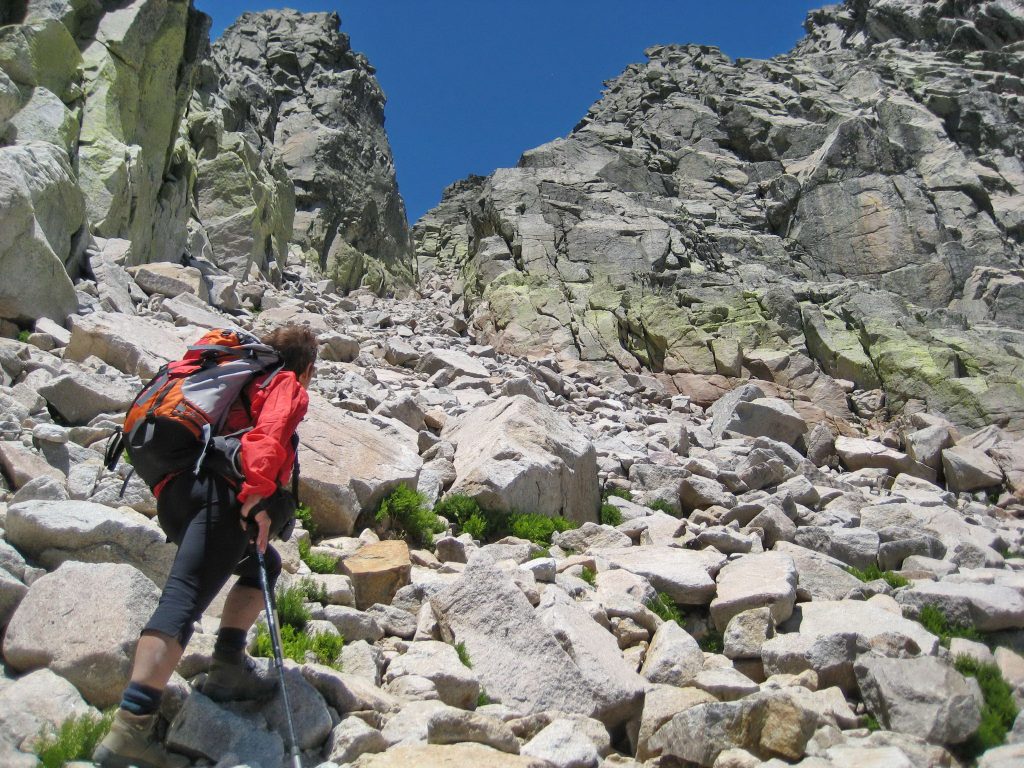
[94,324,318,768]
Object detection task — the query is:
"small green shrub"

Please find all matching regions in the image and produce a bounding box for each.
[845,564,909,589]
[529,547,551,560]
[698,631,724,654]
[864,713,881,732]
[298,538,338,574]
[604,488,633,501]
[455,641,472,668]
[17,330,30,344]
[298,576,328,605]
[34,710,115,768]
[953,655,1018,759]
[461,511,489,541]
[377,483,446,546]
[646,499,678,516]
[435,494,505,541]
[917,604,985,647]
[600,503,623,527]
[580,566,597,586]
[255,623,344,668]
[476,690,492,707]
[295,503,318,539]
[646,592,685,626]
[275,584,311,630]
[508,512,577,545]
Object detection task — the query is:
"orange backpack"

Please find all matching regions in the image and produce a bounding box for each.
[110,328,283,490]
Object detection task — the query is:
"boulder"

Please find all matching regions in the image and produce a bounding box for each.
[166,690,283,765]
[0,669,94,764]
[383,640,480,709]
[855,655,981,744]
[710,552,798,631]
[592,546,724,605]
[342,540,412,610]
[37,367,137,425]
[941,445,1004,493]
[0,441,65,490]
[418,349,491,383]
[2,562,160,707]
[299,393,422,536]
[521,717,603,767]
[325,717,388,764]
[0,143,80,324]
[127,263,208,301]
[262,663,333,751]
[896,581,1024,631]
[65,312,186,378]
[634,685,717,761]
[443,396,599,524]
[5,500,175,585]
[536,590,647,726]
[300,664,401,715]
[426,709,520,753]
[0,568,27,629]
[430,554,620,725]
[835,437,936,481]
[640,619,704,686]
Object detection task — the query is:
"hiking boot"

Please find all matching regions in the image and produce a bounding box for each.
[93,710,188,768]
[201,653,278,702]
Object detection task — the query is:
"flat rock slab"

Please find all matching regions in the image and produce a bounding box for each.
[66,311,187,378]
[855,655,981,745]
[352,743,548,768]
[835,437,936,481]
[384,640,479,709]
[430,554,611,725]
[710,552,798,631]
[593,546,724,605]
[5,500,175,586]
[2,561,159,708]
[343,540,412,610]
[896,581,1024,631]
[795,600,940,655]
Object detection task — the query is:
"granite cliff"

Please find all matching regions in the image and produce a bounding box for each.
[415,0,1024,436]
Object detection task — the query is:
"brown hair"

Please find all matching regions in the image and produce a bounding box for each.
[262,325,318,375]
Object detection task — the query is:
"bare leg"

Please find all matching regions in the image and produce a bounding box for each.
[218,582,265,632]
[130,631,184,690]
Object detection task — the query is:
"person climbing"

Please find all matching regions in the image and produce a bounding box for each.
[94,324,319,768]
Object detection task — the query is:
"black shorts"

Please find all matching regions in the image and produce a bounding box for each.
[142,472,281,646]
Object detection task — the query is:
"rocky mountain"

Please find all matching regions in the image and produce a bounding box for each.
[2,1,1024,768]
[0,0,410,331]
[211,10,412,292]
[414,0,1024,437]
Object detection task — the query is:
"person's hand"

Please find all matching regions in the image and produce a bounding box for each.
[240,495,271,554]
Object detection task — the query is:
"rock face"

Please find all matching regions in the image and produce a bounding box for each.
[414,0,1024,435]
[211,10,412,291]
[0,2,412,330]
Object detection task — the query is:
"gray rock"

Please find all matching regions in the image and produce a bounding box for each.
[592,545,723,605]
[5,500,175,586]
[2,561,159,708]
[430,553,624,726]
[521,718,602,768]
[443,396,599,524]
[855,655,982,745]
[319,605,385,643]
[166,690,283,765]
[710,552,798,631]
[896,581,1024,631]
[384,640,480,709]
[941,445,1004,493]
[0,669,95,765]
[324,717,388,764]
[426,708,520,753]
[640,619,704,686]
[0,567,27,630]
[37,367,136,425]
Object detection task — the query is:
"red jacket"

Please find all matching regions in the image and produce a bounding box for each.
[223,370,309,503]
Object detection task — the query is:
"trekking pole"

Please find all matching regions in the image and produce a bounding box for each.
[256,544,303,768]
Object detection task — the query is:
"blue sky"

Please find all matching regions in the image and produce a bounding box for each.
[199,1,825,224]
